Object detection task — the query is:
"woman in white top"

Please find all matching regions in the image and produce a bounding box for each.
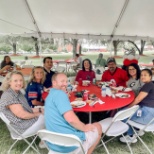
[126,63,144,96]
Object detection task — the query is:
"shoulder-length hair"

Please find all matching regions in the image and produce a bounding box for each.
[2,56,12,63]
[82,59,93,71]
[28,66,46,84]
[1,71,26,91]
[127,63,141,80]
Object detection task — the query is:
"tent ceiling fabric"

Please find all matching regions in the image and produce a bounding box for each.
[0,0,154,40]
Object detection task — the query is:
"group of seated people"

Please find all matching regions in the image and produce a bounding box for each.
[0,54,154,153]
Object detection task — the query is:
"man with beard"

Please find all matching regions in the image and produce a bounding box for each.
[101,57,128,87]
[45,73,102,154]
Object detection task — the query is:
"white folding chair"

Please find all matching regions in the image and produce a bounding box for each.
[22,65,34,69]
[37,129,85,154]
[128,117,154,154]
[55,66,65,73]
[94,66,105,81]
[0,112,40,154]
[99,105,139,154]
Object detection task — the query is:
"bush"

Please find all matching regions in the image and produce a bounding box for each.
[0,45,11,53]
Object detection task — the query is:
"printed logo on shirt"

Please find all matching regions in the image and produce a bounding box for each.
[110,79,117,87]
[28,92,37,98]
[130,82,136,87]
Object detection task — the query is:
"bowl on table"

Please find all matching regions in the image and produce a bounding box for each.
[82,80,91,86]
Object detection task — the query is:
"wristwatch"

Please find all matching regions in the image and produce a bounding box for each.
[38,108,42,113]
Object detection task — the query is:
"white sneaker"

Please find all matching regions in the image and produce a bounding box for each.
[120,135,137,143]
[136,130,145,136]
[39,141,46,149]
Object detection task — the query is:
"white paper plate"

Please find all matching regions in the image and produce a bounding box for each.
[71,101,86,108]
[115,93,130,98]
[124,88,132,92]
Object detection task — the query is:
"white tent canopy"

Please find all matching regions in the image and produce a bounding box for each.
[0,0,154,41]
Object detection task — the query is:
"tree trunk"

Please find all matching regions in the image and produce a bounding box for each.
[79,45,82,55]
[72,39,78,58]
[113,40,120,56]
[32,37,39,56]
[140,40,146,55]
[13,43,16,54]
[128,40,146,55]
[35,42,39,56]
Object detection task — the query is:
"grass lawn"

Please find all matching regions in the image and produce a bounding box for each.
[0,51,154,153]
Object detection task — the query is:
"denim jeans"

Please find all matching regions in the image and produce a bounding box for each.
[125,106,154,136]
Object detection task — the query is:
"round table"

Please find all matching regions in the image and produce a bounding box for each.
[42,84,135,123]
[70,84,135,123]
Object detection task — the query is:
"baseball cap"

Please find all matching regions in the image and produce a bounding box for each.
[107,57,116,64]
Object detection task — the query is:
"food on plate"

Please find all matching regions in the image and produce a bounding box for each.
[120,94,129,98]
[71,101,86,108]
[75,97,83,101]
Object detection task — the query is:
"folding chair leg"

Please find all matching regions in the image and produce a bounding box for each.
[132,127,153,154]
[8,140,19,154]
[101,140,110,154]
[22,135,40,154]
[121,134,133,154]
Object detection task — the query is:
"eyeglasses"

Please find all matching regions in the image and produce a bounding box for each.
[128,69,135,71]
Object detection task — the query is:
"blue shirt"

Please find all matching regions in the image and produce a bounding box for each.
[45,88,85,153]
[43,68,55,88]
[25,81,44,108]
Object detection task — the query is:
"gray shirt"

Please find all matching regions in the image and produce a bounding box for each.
[0,88,38,134]
[127,78,144,96]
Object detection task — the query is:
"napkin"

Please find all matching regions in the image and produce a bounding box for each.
[106,87,112,97]
[89,99,105,106]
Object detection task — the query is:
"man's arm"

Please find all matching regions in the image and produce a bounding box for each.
[64,110,96,132]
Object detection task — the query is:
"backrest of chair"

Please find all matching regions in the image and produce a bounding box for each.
[0,112,10,125]
[38,129,85,154]
[113,105,139,122]
[95,67,105,75]
[55,66,65,72]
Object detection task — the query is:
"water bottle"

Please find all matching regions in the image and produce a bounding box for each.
[92,78,96,85]
[101,85,106,97]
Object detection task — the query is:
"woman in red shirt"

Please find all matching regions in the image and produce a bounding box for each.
[75,59,95,83]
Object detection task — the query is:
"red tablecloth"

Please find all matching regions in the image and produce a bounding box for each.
[20,68,32,76]
[0,68,32,77]
[42,85,135,112]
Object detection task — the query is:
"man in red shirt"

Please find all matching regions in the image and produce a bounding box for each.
[101,57,128,87]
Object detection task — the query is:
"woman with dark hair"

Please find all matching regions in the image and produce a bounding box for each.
[120,69,154,143]
[75,59,95,82]
[126,63,144,96]
[1,56,14,69]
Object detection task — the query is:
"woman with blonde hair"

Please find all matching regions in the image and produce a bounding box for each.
[25,66,46,108]
[0,71,44,136]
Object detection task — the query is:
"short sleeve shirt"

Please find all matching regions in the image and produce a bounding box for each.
[25,81,44,108]
[127,78,144,96]
[101,67,128,87]
[75,70,96,82]
[139,82,154,108]
[0,88,38,134]
[45,88,85,153]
